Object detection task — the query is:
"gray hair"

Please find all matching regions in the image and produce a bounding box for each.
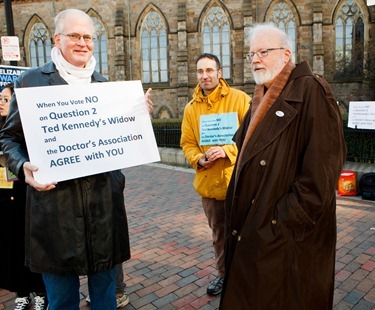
[54,9,94,35]
[249,23,294,63]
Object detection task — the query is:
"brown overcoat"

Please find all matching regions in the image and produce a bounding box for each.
[220,61,346,310]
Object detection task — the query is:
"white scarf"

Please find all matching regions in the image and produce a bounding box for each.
[51,47,96,85]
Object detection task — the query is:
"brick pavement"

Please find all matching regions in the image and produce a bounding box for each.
[0,163,374,310]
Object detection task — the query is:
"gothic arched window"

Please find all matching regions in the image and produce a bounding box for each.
[89,14,109,79]
[202,6,231,79]
[29,23,51,67]
[335,0,364,79]
[141,11,168,84]
[268,2,297,57]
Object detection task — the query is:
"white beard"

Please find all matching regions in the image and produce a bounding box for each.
[252,69,274,85]
[252,58,286,85]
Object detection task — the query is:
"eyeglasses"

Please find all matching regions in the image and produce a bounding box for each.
[196,68,219,76]
[246,48,285,61]
[59,33,95,43]
[0,97,10,103]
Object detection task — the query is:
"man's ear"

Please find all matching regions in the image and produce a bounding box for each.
[283,49,292,63]
[54,34,61,48]
[218,68,223,79]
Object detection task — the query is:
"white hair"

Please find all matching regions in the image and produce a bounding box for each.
[249,22,294,63]
[54,9,94,35]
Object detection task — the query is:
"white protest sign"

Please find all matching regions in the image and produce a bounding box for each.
[1,36,21,61]
[15,81,160,183]
[200,112,238,145]
[348,101,375,130]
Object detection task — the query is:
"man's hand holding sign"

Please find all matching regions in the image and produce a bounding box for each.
[15,81,158,188]
[0,10,151,307]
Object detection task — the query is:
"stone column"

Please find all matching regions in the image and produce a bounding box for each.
[313,0,324,75]
[114,2,126,81]
[243,0,254,95]
[177,2,189,118]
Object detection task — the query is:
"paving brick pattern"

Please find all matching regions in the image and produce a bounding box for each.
[0,164,374,310]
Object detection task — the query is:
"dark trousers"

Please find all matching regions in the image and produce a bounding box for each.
[202,197,225,277]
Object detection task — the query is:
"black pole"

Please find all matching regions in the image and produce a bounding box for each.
[4,0,15,36]
[4,0,17,66]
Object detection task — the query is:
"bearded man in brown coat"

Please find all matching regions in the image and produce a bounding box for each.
[220,23,346,310]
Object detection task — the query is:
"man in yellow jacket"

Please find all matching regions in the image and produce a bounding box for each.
[180,53,250,295]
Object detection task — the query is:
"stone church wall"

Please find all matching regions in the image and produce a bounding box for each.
[1,0,374,119]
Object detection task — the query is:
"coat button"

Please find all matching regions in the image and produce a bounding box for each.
[260,160,266,166]
[272,219,277,224]
[276,110,284,117]
[237,235,241,242]
[251,199,255,204]
[11,196,14,200]
[232,230,237,236]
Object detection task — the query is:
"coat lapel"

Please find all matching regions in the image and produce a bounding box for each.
[236,99,298,174]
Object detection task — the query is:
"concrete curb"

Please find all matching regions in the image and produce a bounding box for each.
[158,146,375,171]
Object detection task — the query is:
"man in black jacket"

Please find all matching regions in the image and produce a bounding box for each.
[0,9,151,310]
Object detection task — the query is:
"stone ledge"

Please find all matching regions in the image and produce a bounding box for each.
[343,162,375,193]
[157,147,375,185]
[343,161,374,176]
[158,147,191,168]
